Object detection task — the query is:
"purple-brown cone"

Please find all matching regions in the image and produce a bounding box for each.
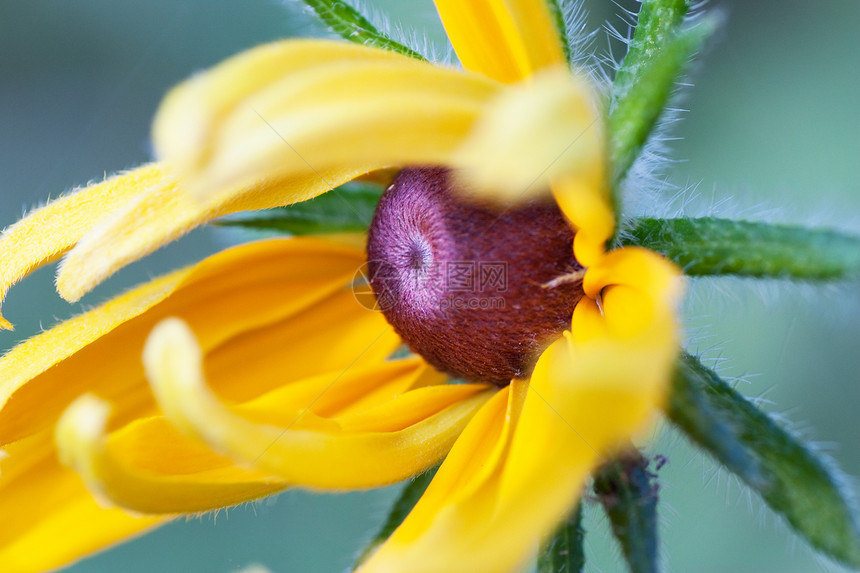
[366,167,583,385]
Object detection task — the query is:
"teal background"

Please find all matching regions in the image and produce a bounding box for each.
[1,1,858,571]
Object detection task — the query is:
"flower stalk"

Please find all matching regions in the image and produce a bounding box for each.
[593,452,661,573]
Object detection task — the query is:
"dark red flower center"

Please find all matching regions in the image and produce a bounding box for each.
[366,167,583,385]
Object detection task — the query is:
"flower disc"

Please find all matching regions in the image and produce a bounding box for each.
[367,167,583,385]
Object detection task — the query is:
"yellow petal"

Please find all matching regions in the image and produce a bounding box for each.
[583,246,682,302]
[434,0,565,83]
[557,175,615,267]
[0,237,370,446]
[361,248,683,573]
[54,168,367,302]
[0,163,166,329]
[56,394,287,514]
[452,68,605,208]
[361,312,678,572]
[0,431,163,573]
[152,40,408,174]
[152,39,499,200]
[144,318,494,489]
[234,357,446,424]
[574,247,682,345]
[204,288,401,405]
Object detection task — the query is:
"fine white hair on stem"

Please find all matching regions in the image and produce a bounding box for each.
[603,1,721,228]
[561,0,605,84]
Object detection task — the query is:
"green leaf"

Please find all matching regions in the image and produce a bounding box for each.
[621,217,860,280]
[300,0,425,60]
[546,0,572,64]
[537,504,585,573]
[669,354,860,567]
[215,182,383,235]
[610,0,720,219]
[611,0,688,107]
[593,453,660,573]
[354,466,438,567]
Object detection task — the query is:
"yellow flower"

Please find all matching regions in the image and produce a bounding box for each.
[0,1,682,572]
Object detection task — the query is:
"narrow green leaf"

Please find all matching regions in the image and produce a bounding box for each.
[622,217,860,280]
[610,0,720,220]
[300,0,425,60]
[611,0,688,107]
[546,0,572,64]
[593,452,660,573]
[537,504,585,573]
[215,182,383,235]
[669,354,860,567]
[354,466,438,566]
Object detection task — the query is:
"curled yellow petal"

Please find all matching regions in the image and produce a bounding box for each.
[144,318,494,489]
[434,0,565,83]
[56,394,287,514]
[362,312,678,573]
[152,39,499,200]
[0,236,371,446]
[557,175,615,267]
[583,246,682,302]
[452,68,604,207]
[573,247,682,346]
[0,431,163,573]
[0,163,167,328]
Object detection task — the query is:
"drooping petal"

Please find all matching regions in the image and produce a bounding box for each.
[433,0,565,83]
[360,253,683,573]
[452,68,604,206]
[143,319,495,489]
[152,40,408,173]
[0,163,167,328]
[54,166,368,302]
[56,394,287,514]
[360,332,676,572]
[0,236,376,446]
[0,431,163,573]
[152,39,499,201]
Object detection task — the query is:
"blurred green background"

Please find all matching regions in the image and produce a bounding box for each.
[1,1,858,571]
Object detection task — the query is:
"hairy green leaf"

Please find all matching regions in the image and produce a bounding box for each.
[537,504,585,573]
[593,453,660,573]
[622,217,860,280]
[300,0,424,60]
[610,0,720,221]
[215,182,382,235]
[669,354,860,567]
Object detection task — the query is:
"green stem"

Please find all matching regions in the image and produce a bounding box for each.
[622,217,860,280]
[537,504,585,573]
[354,467,437,567]
[593,452,660,573]
[609,0,719,234]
